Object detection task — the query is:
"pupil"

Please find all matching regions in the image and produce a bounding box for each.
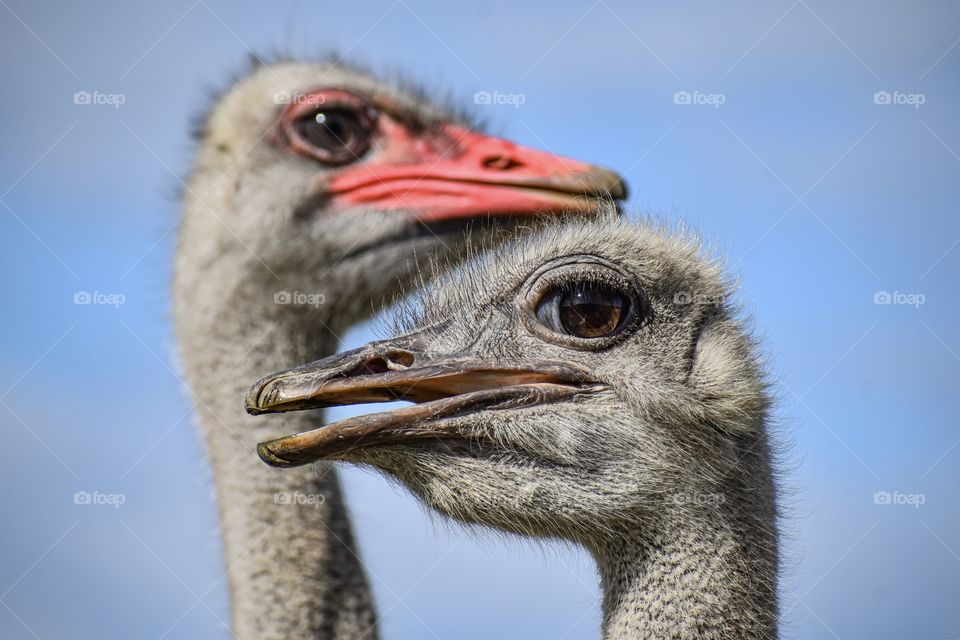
[298,108,363,152]
[558,285,627,338]
[324,116,346,141]
[315,112,348,144]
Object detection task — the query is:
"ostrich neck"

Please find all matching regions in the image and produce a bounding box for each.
[594,489,778,639]
[177,274,379,640]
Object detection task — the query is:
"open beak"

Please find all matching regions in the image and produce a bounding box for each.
[329,125,627,222]
[244,337,600,467]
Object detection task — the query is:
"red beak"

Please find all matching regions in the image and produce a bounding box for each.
[328,125,626,222]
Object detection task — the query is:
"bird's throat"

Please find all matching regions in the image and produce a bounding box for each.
[593,486,778,639]
[174,274,381,639]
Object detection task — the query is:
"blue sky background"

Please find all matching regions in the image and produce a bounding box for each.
[1,1,958,638]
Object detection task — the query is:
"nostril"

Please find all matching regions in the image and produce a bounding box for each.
[385,351,415,369]
[358,358,391,375]
[341,351,415,377]
[482,155,523,171]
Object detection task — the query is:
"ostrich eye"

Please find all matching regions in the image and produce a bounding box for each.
[536,283,631,339]
[293,106,374,165]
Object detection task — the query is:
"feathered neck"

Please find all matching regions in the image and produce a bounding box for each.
[174,266,380,639]
[593,448,778,639]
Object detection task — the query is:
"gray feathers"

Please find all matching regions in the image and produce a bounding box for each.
[348,204,780,638]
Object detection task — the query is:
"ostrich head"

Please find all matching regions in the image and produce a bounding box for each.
[246,208,775,540]
[244,208,780,636]
[176,59,625,332]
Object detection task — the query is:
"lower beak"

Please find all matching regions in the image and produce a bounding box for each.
[244,340,598,467]
[328,127,627,222]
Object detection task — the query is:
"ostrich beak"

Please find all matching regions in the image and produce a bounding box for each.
[244,338,599,467]
[329,125,627,222]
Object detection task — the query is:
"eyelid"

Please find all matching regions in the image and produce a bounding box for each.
[281,88,370,118]
[527,266,626,310]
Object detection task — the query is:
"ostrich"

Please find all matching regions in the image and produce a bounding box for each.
[173,58,624,638]
[245,208,780,639]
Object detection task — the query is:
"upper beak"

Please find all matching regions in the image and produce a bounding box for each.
[328,125,627,222]
[244,337,599,467]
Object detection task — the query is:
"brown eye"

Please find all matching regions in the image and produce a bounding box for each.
[536,283,632,338]
[292,106,374,165]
